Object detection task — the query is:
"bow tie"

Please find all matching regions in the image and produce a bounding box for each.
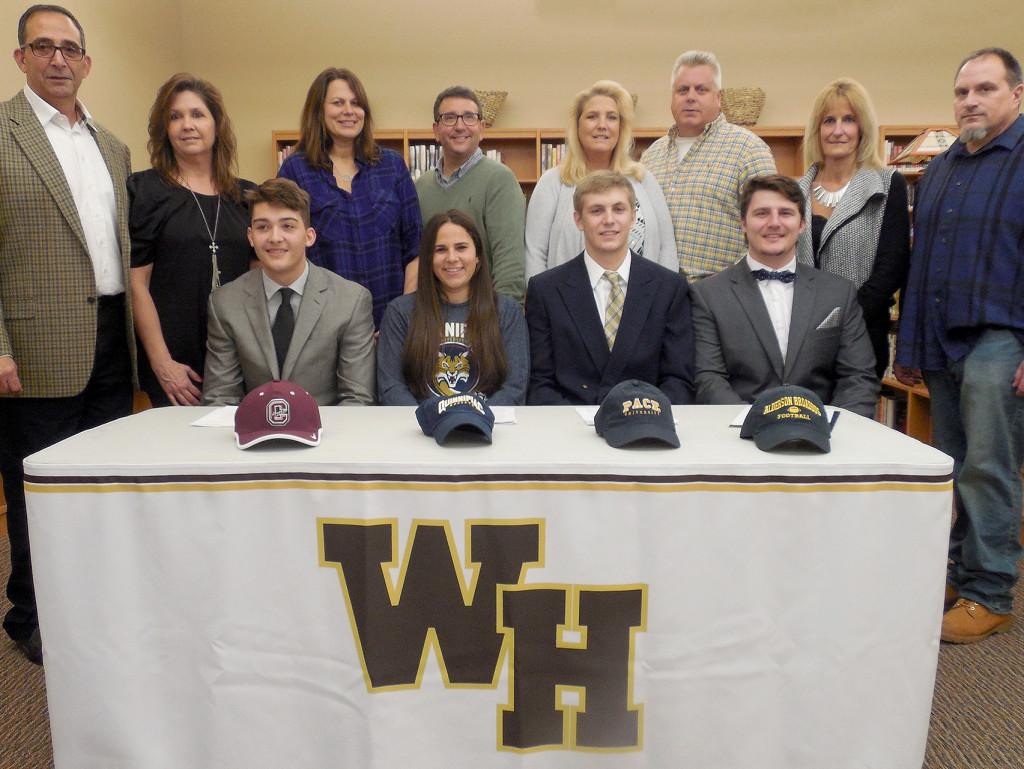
[751,269,797,284]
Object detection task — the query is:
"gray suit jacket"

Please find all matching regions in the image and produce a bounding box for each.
[0,90,134,397]
[202,263,376,406]
[690,258,879,417]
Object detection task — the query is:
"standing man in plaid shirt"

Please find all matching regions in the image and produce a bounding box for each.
[642,50,775,280]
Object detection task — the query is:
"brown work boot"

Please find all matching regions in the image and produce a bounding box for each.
[941,599,1013,644]
[944,584,959,612]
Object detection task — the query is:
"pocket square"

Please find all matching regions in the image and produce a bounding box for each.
[816,307,842,331]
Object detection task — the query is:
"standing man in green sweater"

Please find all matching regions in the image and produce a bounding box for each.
[413,86,526,303]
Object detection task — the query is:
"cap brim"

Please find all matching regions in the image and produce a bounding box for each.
[751,422,829,453]
[603,422,680,449]
[433,413,493,445]
[236,428,322,449]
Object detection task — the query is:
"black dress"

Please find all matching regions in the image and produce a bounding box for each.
[128,169,255,406]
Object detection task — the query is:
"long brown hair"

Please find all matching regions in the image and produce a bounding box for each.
[402,211,508,400]
[147,73,241,201]
[295,67,379,170]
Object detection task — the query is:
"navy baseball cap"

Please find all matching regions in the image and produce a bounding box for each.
[595,380,679,448]
[415,393,494,445]
[740,385,830,453]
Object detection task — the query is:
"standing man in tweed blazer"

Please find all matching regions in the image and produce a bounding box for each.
[0,4,135,665]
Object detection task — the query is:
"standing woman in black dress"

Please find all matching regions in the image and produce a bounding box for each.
[129,74,255,406]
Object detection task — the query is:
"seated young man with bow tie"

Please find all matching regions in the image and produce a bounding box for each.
[690,173,879,417]
[202,178,375,406]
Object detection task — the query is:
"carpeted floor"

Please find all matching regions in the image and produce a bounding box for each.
[1,533,1022,768]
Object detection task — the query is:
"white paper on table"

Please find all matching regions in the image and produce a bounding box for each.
[192,407,237,427]
[489,407,517,425]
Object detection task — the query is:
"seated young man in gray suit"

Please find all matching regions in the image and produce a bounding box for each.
[525,170,695,405]
[690,173,879,417]
[202,178,375,406]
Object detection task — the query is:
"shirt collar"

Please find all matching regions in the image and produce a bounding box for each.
[435,147,484,186]
[583,249,632,289]
[262,261,310,300]
[667,112,724,143]
[746,254,797,274]
[23,84,92,128]
[951,113,1024,158]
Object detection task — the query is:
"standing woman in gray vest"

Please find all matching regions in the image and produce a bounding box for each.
[797,78,911,379]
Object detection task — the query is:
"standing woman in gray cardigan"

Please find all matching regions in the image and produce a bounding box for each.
[797,78,911,379]
[525,80,678,279]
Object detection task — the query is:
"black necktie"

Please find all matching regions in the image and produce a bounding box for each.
[751,269,797,284]
[272,287,295,374]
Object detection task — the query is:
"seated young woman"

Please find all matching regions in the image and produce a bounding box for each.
[377,210,528,405]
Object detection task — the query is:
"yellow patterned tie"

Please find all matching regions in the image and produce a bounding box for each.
[603,271,625,350]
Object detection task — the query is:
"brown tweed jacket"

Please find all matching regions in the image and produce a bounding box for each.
[0,90,135,398]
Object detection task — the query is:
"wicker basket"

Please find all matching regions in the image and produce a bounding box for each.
[721,87,765,126]
[473,90,507,127]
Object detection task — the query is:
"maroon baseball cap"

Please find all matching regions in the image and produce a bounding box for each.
[234,380,322,449]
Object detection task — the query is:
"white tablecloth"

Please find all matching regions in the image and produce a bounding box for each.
[25,406,953,769]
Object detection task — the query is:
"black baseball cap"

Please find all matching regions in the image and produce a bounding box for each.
[740,385,830,453]
[595,380,679,448]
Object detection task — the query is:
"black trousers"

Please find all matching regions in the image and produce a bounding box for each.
[1,295,133,642]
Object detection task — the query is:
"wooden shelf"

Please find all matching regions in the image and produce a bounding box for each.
[880,376,931,444]
[273,125,810,187]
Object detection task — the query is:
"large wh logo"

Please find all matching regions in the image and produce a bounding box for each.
[318,519,647,752]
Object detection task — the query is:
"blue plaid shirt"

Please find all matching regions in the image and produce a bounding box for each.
[278,148,422,327]
[895,115,1024,369]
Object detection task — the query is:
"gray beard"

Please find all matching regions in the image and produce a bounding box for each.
[959,125,992,146]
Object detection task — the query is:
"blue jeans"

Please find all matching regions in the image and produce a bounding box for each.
[923,329,1024,614]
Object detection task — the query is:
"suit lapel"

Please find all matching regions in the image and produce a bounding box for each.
[556,256,609,373]
[91,122,129,253]
[283,266,328,379]
[784,267,818,380]
[729,262,784,378]
[8,92,89,253]
[819,170,883,248]
[242,271,281,378]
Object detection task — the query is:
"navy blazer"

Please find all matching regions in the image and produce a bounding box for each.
[525,252,695,405]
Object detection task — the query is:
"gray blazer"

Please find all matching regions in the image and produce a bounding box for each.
[202,263,376,406]
[795,164,894,287]
[690,258,879,417]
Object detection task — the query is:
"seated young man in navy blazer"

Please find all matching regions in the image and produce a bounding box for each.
[690,173,878,417]
[525,170,695,405]
[202,178,376,406]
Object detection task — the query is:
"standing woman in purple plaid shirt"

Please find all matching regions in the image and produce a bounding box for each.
[279,68,421,327]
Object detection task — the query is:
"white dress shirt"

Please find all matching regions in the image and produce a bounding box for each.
[746,254,796,361]
[583,250,632,325]
[23,86,122,295]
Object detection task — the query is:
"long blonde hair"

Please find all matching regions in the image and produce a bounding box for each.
[560,80,644,186]
[802,78,884,171]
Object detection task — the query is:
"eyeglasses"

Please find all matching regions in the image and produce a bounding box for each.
[21,40,85,61]
[437,112,481,127]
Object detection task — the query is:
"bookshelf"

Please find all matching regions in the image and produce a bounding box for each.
[272,126,808,185]
[878,378,931,444]
[273,125,953,186]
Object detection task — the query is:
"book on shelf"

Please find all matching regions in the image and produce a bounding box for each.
[540,142,565,172]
